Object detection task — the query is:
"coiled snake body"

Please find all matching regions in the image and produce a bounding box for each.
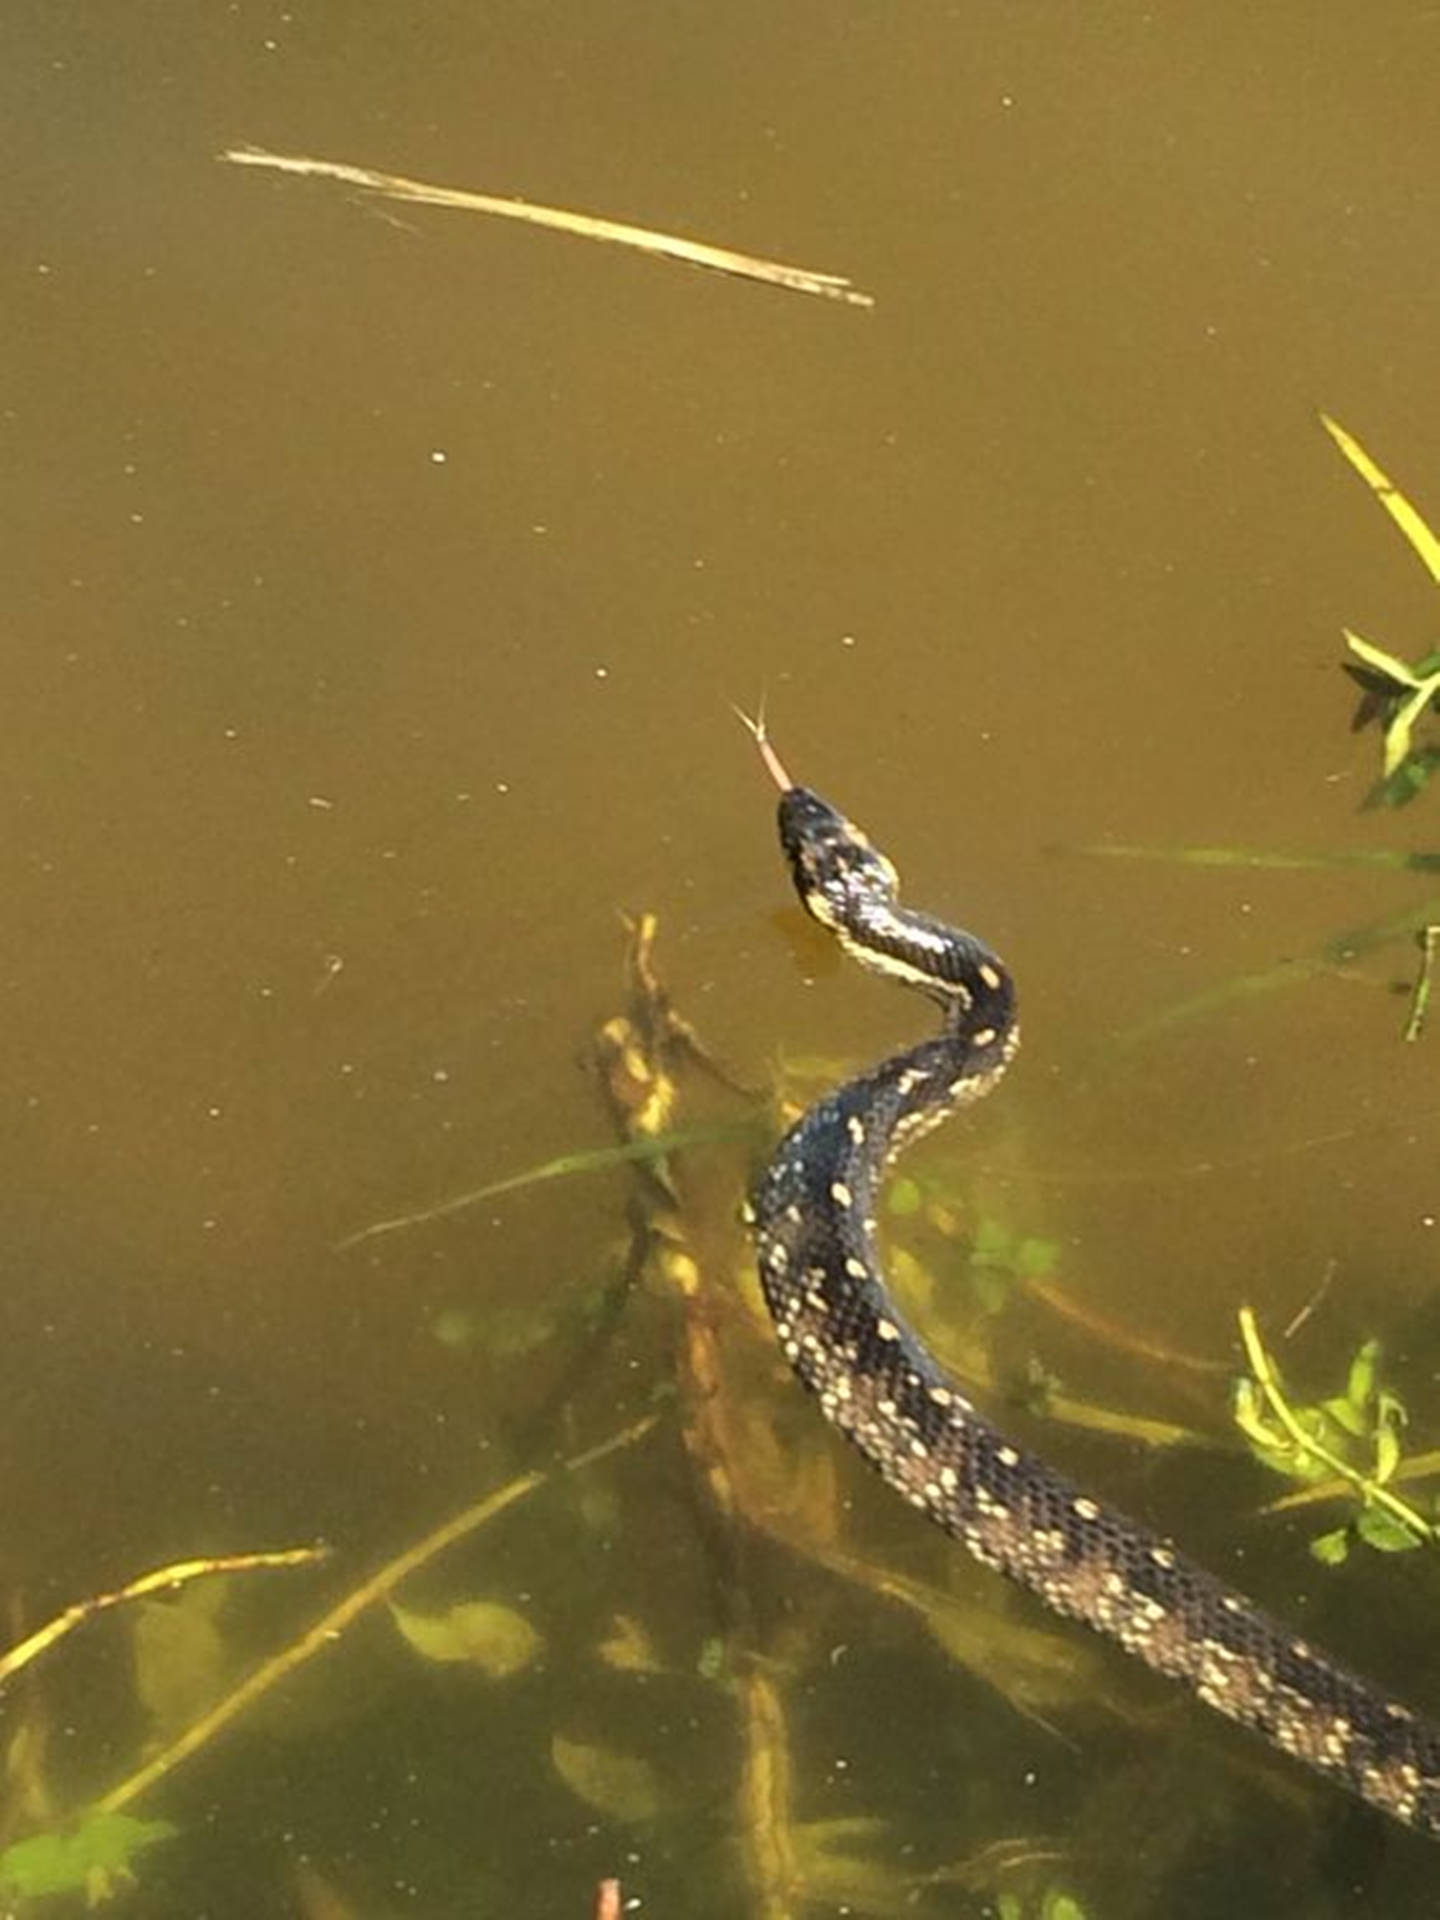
[744,737,1440,1839]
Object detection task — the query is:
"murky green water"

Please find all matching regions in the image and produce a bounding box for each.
[2,3,1438,1914]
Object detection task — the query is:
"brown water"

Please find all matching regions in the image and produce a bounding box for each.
[3,3,1439,1915]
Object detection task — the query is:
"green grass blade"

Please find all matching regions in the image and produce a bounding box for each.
[337,1119,757,1250]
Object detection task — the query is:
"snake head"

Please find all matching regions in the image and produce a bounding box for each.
[778,787,899,930]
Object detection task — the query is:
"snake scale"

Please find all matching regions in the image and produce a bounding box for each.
[743,730,1440,1840]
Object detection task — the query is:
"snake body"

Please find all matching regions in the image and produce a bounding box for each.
[747,767,1440,1839]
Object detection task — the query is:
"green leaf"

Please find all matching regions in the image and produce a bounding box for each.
[1345,1340,1380,1413]
[1345,628,1425,692]
[132,1581,232,1738]
[970,1217,1014,1266]
[1387,681,1440,778]
[1320,1393,1368,1441]
[1355,1507,1423,1554]
[1042,1894,1089,1920]
[1015,1236,1060,1280]
[1323,416,1440,587]
[551,1735,660,1823]
[389,1598,541,1676]
[0,1812,177,1900]
[1309,1527,1351,1566]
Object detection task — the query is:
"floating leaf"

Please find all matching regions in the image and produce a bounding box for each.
[550,1734,659,1823]
[596,1614,665,1676]
[389,1598,540,1676]
[0,1812,176,1901]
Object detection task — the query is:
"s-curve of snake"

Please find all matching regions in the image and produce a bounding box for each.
[740,717,1440,1840]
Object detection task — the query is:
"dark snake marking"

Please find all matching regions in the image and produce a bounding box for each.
[746,778,1440,1839]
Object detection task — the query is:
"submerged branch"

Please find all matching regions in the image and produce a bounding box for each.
[0,1547,324,1687]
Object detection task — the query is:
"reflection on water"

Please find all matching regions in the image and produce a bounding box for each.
[2,0,1438,1913]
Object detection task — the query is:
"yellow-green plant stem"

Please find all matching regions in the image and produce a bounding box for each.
[0,1548,324,1687]
[1237,1309,1435,1545]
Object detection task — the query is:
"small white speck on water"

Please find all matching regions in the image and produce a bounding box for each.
[496,782,510,795]
[595,665,609,679]
[430,449,447,463]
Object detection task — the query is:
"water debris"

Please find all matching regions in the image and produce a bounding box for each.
[1404,922,1440,1042]
[221,145,876,309]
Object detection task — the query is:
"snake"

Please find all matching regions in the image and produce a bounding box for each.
[741,724,1440,1841]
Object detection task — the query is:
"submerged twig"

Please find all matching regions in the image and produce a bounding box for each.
[94,1415,657,1815]
[0,1547,324,1687]
[221,146,876,308]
